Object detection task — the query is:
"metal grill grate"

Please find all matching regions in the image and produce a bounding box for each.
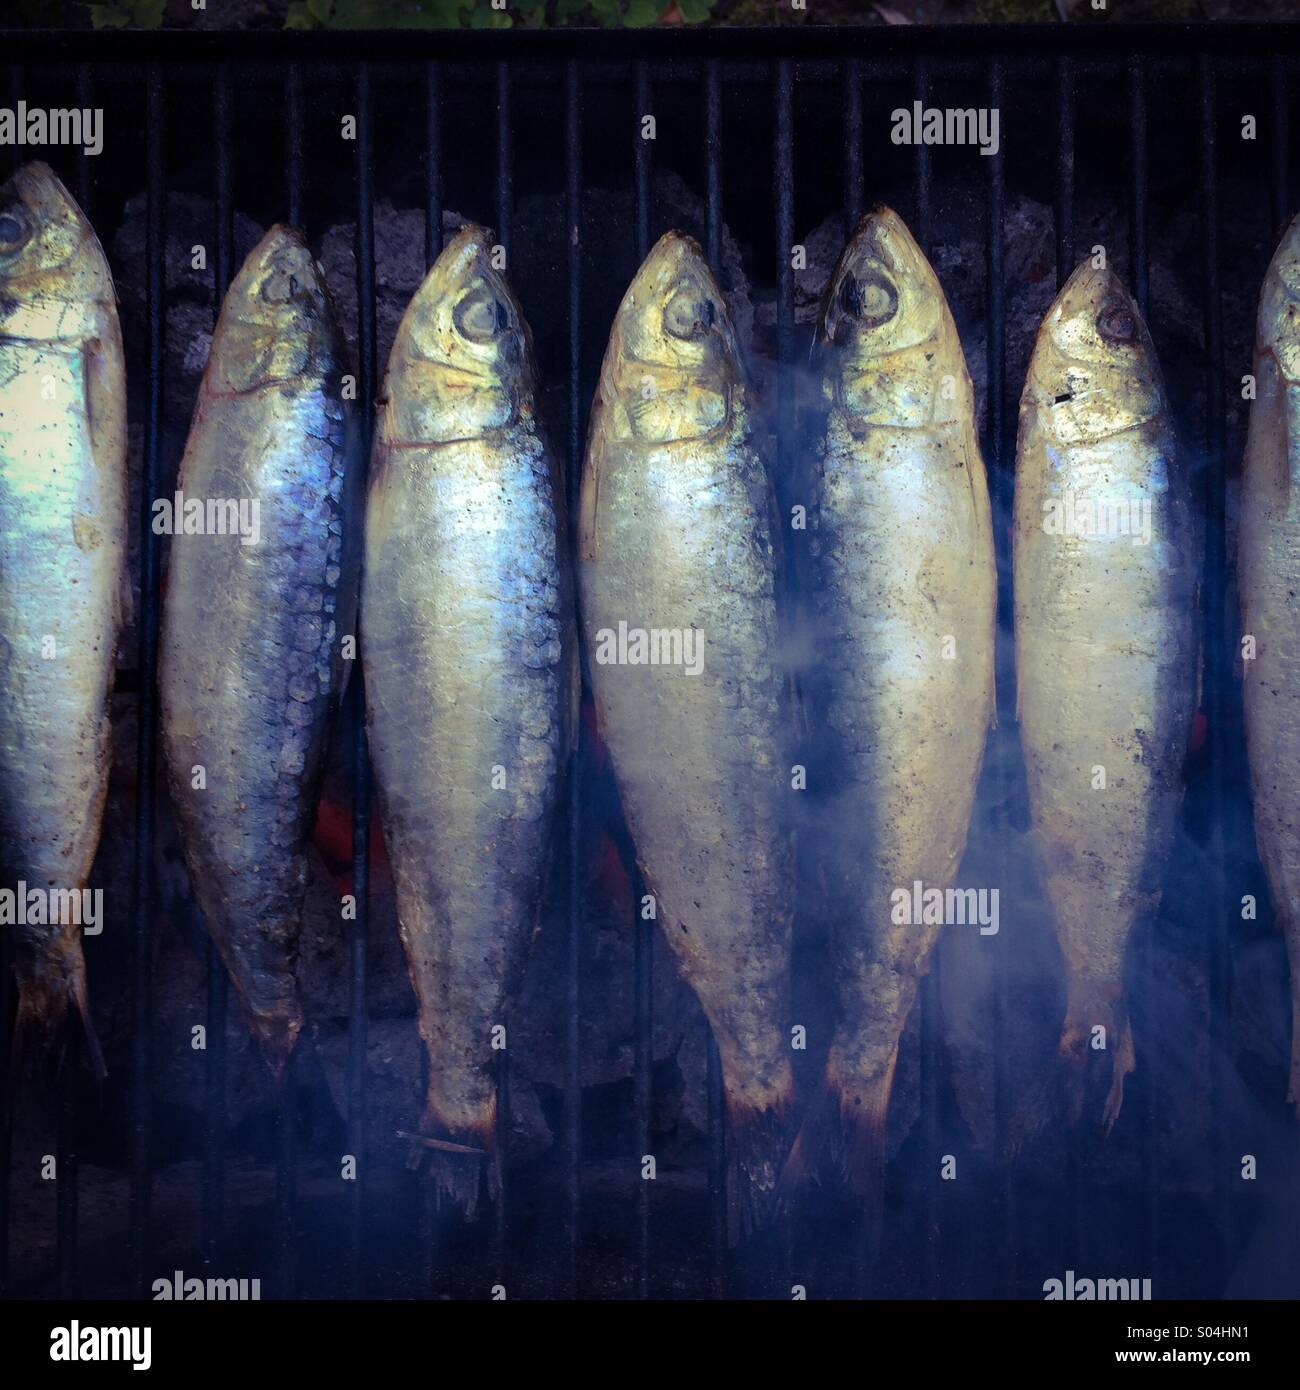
[1,23,1298,1301]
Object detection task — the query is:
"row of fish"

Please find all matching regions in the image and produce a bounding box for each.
[2,159,1298,1238]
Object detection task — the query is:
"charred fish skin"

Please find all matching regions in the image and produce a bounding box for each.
[1240,214,1300,1108]
[0,162,126,1077]
[579,231,793,1239]
[160,226,360,1079]
[786,208,997,1201]
[364,226,572,1215]
[1013,262,1196,1130]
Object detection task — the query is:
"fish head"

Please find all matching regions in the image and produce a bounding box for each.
[0,161,110,341]
[818,207,947,428]
[205,226,337,394]
[383,224,534,444]
[1258,213,1300,384]
[1030,262,1163,445]
[600,231,739,445]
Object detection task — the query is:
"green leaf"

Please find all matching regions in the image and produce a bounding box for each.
[130,0,167,24]
[83,2,131,28]
[284,1,319,25]
[675,0,714,18]
[306,0,334,22]
[467,2,512,26]
[622,0,661,24]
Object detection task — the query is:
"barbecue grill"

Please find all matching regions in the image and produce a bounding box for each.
[1,22,1298,1301]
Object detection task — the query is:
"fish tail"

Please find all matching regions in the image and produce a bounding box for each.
[1059,992,1134,1132]
[778,1049,897,1252]
[10,953,106,1086]
[1102,1012,1136,1135]
[68,966,107,1081]
[406,1097,497,1222]
[247,1008,304,1085]
[832,1070,894,1262]
[774,1077,836,1207]
[724,1091,793,1246]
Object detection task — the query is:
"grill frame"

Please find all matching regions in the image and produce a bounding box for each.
[0,20,1297,1301]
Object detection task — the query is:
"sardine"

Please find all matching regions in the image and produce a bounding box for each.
[160,226,360,1079]
[364,226,572,1214]
[578,231,793,1238]
[0,162,127,1077]
[782,209,997,1207]
[1240,213,1300,1109]
[1014,262,1196,1129]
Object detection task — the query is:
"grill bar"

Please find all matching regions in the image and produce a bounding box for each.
[349,60,376,1300]
[130,61,166,1300]
[494,62,513,1290]
[1129,57,1149,316]
[496,61,512,259]
[984,51,1015,1296]
[5,66,20,176]
[202,64,234,1277]
[1056,56,1076,286]
[287,63,304,231]
[909,56,940,1297]
[773,57,795,1299]
[52,81,99,1301]
[426,62,443,262]
[632,56,653,1301]
[1127,53,1158,1280]
[1051,57,1089,1279]
[703,54,728,1301]
[414,60,443,1301]
[563,56,583,1300]
[55,1060,77,1296]
[1272,55,1290,234]
[845,57,863,231]
[1197,54,1232,1296]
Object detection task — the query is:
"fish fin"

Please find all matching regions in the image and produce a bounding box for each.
[777,1054,896,1255]
[1059,997,1134,1133]
[406,1102,496,1222]
[1102,1012,1136,1135]
[69,969,107,1082]
[10,961,107,1090]
[774,1076,836,1205]
[577,400,606,564]
[248,1007,304,1085]
[831,1065,894,1258]
[725,1093,793,1246]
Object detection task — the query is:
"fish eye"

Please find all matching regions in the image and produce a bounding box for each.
[1097,298,1137,344]
[0,206,30,253]
[663,287,716,341]
[839,268,897,326]
[456,287,511,343]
